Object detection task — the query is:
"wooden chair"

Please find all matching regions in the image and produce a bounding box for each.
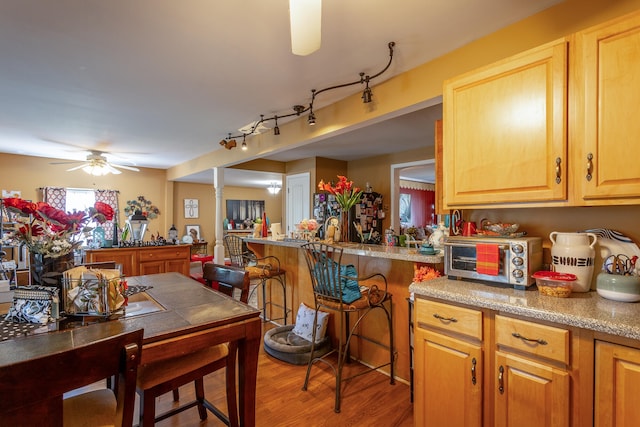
[300,242,396,413]
[0,327,143,427]
[224,233,290,325]
[135,263,250,427]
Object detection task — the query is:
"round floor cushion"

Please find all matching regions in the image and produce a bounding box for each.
[263,324,331,365]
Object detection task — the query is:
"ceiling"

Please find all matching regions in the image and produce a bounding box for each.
[0,0,562,187]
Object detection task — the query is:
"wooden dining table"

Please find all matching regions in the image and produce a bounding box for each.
[0,272,262,426]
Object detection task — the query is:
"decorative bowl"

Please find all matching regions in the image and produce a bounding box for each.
[532,271,577,298]
[596,272,640,302]
[484,222,519,235]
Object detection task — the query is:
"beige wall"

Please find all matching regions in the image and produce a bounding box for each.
[1,153,282,255]
[0,153,170,236]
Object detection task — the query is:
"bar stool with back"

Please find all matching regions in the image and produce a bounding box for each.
[224,234,290,325]
[300,242,396,413]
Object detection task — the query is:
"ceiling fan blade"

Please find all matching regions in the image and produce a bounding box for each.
[50,160,82,165]
[104,163,122,175]
[111,164,140,172]
[66,163,90,172]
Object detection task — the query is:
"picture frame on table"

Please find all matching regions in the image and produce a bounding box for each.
[186,225,201,242]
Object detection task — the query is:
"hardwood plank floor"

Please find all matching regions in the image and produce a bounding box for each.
[152,324,414,427]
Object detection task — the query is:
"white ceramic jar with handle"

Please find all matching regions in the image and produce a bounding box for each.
[550,231,598,292]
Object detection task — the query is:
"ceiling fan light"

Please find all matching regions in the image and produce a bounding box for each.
[82,164,110,176]
[289,0,321,56]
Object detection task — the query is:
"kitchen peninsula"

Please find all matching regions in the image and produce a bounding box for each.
[244,236,442,384]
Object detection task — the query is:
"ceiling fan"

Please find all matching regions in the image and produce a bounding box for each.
[50,150,140,176]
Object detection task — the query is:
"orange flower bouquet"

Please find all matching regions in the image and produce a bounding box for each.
[317,175,363,211]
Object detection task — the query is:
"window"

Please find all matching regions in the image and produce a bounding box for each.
[65,189,95,213]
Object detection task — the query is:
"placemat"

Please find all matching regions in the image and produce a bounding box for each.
[0,317,44,341]
[124,285,152,298]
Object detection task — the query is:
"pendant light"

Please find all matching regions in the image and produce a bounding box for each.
[289,0,321,56]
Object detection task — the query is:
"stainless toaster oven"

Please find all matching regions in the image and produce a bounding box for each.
[444,236,542,289]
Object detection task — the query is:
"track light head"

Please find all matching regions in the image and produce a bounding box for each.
[241,136,247,151]
[362,87,372,103]
[273,116,280,135]
[308,111,316,125]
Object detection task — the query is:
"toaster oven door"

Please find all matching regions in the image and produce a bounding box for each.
[445,243,510,283]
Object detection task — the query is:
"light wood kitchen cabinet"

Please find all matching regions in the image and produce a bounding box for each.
[415,299,574,427]
[443,38,568,207]
[442,10,640,209]
[594,340,640,427]
[84,245,191,277]
[574,12,640,204]
[414,299,483,427]
[494,315,571,427]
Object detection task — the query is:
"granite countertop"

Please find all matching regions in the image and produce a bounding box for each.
[243,237,444,263]
[410,277,640,341]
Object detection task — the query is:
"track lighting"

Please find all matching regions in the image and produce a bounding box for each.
[220,42,395,150]
[274,116,280,135]
[362,75,372,103]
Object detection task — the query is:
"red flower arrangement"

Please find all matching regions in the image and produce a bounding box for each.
[318,175,363,211]
[3,197,114,259]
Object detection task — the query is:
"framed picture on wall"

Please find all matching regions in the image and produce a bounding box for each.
[184,198,199,218]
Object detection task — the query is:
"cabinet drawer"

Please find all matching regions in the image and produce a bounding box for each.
[415,298,483,340]
[139,247,190,262]
[495,315,569,364]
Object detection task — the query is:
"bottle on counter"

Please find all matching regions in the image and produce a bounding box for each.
[112,219,119,247]
[261,212,268,237]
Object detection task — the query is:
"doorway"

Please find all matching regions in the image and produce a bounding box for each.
[285,172,310,236]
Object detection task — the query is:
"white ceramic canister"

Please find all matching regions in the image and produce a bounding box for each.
[550,231,598,292]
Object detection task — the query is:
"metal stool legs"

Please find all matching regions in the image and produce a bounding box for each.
[249,272,290,325]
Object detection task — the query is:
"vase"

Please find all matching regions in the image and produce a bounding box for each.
[340,210,352,243]
[30,252,75,289]
[550,231,597,292]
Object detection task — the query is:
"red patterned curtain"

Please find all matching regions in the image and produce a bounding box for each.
[42,187,67,210]
[94,190,119,239]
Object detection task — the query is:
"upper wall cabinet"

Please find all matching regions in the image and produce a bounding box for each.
[443,39,569,208]
[574,12,640,204]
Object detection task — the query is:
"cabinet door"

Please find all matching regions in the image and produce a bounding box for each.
[414,327,482,427]
[577,12,640,202]
[139,260,165,276]
[165,258,189,275]
[443,38,568,207]
[494,351,569,427]
[595,340,640,427]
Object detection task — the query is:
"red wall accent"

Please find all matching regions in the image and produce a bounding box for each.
[400,188,435,227]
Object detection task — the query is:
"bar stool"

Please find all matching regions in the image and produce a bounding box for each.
[300,242,395,413]
[223,234,290,325]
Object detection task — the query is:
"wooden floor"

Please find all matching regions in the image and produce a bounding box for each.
[151,323,414,427]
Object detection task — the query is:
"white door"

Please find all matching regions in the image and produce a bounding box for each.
[286,172,310,236]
